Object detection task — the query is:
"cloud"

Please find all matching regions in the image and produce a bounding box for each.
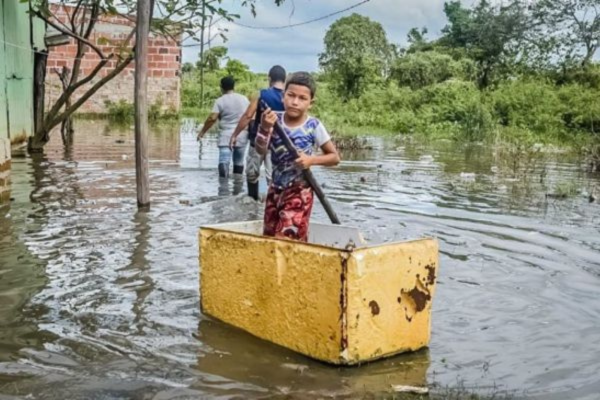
[182,0,452,72]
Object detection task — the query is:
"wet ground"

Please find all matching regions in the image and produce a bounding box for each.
[0,120,599,399]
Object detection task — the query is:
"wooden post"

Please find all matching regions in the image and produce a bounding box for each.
[199,0,206,108]
[135,0,151,208]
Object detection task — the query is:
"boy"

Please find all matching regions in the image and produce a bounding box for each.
[229,65,286,200]
[197,76,249,178]
[255,72,340,241]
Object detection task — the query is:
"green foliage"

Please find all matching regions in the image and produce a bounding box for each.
[438,0,528,88]
[490,79,566,137]
[105,99,179,123]
[531,0,600,68]
[198,46,228,71]
[177,0,600,159]
[319,13,393,99]
[391,51,476,89]
[225,59,251,81]
[557,83,600,133]
[181,68,264,113]
[182,62,195,74]
[105,100,134,123]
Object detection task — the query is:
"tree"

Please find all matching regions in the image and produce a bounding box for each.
[532,0,600,68]
[439,0,528,88]
[391,51,476,89]
[26,0,285,151]
[404,27,434,54]
[182,62,194,73]
[200,46,228,71]
[225,58,250,80]
[319,13,393,100]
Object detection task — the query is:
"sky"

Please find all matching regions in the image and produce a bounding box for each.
[181,0,454,73]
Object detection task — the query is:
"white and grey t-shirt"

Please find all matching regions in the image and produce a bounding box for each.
[212,93,250,147]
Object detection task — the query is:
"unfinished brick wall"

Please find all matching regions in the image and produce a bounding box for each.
[0,139,10,204]
[45,5,181,114]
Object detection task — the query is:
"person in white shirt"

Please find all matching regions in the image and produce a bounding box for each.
[197,76,250,178]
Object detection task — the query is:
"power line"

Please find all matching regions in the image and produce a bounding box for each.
[232,0,372,30]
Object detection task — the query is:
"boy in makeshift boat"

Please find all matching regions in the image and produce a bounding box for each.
[255,72,340,242]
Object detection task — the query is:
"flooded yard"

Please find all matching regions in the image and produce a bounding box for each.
[1,120,599,399]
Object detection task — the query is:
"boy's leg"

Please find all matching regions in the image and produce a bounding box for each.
[263,183,314,241]
[263,184,280,237]
[232,145,245,175]
[218,146,231,178]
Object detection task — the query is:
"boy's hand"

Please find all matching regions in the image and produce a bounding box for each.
[260,108,277,132]
[294,152,313,170]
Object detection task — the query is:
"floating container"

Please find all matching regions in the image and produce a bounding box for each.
[199,221,439,365]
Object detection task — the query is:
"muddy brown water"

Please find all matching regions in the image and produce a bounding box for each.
[1,120,599,399]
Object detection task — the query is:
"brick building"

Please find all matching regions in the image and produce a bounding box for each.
[45,5,182,114]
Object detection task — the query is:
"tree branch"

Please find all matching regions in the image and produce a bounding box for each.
[49,55,134,130]
[32,8,106,59]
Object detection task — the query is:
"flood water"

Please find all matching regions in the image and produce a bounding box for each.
[1,120,599,399]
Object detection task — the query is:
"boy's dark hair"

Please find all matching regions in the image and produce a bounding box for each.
[220,76,235,91]
[285,72,316,98]
[268,65,286,83]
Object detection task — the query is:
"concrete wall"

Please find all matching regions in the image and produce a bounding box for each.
[1,0,45,204]
[45,5,181,114]
[0,0,44,144]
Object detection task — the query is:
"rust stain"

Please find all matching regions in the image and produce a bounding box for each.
[407,287,431,312]
[425,264,436,286]
[368,300,380,316]
[404,307,413,322]
[339,257,348,353]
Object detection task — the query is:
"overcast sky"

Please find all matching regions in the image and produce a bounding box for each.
[181,0,455,73]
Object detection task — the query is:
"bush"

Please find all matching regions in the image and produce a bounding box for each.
[105,99,134,123]
[391,51,476,90]
[557,84,600,134]
[104,99,178,123]
[490,79,566,138]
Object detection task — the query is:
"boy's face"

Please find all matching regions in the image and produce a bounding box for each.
[284,84,313,118]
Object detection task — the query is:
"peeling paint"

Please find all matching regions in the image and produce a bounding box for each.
[425,264,436,286]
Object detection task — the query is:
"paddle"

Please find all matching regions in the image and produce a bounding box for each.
[259,100,341,225]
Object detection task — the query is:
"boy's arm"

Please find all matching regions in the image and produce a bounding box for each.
[255,107,277,156]
[229,96,259,149]
[254,127,271,156]
[295,141,340,169]
[294,122,340,169]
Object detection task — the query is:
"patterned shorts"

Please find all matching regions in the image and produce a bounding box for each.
[263,182,314,242]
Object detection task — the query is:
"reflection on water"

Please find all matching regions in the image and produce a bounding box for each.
[194,319,430,398]
[0,119,599,399]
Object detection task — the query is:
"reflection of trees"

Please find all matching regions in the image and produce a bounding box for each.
[45,120,181,166]
[399,138,590,213]
[194,319,430,397]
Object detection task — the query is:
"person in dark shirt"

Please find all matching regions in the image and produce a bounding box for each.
[229,65,286,200]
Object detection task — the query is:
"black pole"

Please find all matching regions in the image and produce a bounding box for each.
[260,101,341,225]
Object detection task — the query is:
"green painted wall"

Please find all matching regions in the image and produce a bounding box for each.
[0,0,45,143]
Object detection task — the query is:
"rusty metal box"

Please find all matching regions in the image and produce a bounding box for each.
[199,221,439,365]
